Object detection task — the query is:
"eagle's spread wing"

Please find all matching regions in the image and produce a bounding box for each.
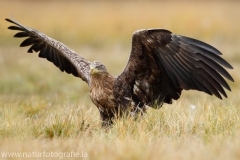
[6,18,90,83]
[115,29,234,106]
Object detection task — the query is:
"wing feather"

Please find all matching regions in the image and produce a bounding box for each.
[166,55,196,89]
[8,26,24,31]
[6,18,90,82]
[20,37,36,47]
[175,53,212,93]
[156,52,179,87]
[115,29,233,106]
[180,42,233,69]
[178,36,222,55]
[38,48,48,58]
[14,32,29,38]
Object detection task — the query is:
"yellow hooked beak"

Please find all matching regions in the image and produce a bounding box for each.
[90,67,99,75]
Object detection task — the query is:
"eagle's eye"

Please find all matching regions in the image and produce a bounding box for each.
[90,61,107,72]
[97,64,106,71]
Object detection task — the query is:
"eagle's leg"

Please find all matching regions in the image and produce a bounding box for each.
[130,102,147,119]
[99,110,114,127]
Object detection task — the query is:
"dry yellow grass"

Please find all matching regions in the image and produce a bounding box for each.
[0,1,240,160]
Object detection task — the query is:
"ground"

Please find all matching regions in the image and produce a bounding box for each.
[0,1,239,160]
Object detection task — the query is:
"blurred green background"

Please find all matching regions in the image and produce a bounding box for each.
[0,0,239,106]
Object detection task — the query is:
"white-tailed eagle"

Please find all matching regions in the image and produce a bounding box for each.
[6,18,234,126]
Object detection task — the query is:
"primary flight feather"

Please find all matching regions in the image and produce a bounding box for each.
[6,18,234,127]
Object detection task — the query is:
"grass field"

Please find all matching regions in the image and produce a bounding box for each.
[0,1,240,160]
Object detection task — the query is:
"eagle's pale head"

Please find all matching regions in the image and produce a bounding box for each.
[90,61,107,75]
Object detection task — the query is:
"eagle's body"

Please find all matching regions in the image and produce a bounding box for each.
[6,18,234,126]
[89,69,117,124]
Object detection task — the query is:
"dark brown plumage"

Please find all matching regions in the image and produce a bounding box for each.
[6,18,234,127]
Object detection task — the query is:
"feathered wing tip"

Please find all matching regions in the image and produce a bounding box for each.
[158,33,234,99]
[179,35,234,70]
[177,35,234,81]
[6,17,91,82]
[6,18,28,32]
[6,17,19,25]
[179,36,223,55]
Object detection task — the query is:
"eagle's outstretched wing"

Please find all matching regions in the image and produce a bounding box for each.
[6,18,90,83]
[114,29,234,106]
